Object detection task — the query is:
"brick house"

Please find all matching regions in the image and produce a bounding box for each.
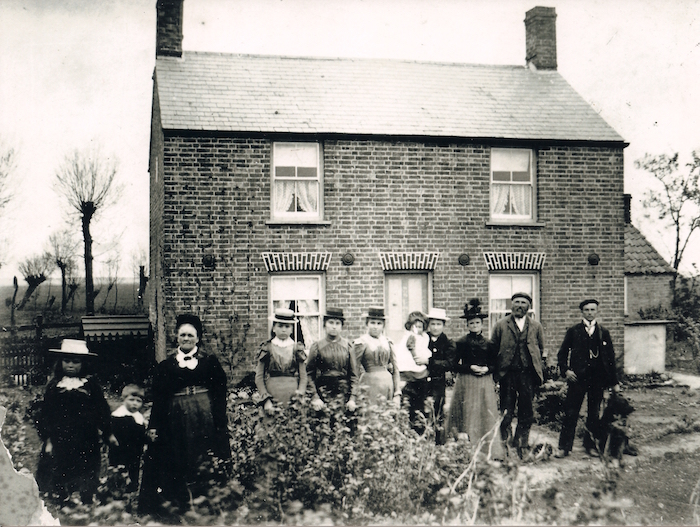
[149,1,627,375]
[623,195,676,319]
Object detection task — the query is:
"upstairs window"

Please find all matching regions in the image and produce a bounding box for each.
[271,142,322,221]
[490,148,535,222]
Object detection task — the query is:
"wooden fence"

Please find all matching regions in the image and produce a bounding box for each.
[0,316,81,387]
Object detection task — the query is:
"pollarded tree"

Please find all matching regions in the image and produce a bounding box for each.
[54,148,121,315]
[636,151,700,271]
[48,230,79,314]
[17,253,54,310]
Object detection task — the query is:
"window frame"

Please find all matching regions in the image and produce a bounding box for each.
[270,142,324,222]
[489,147,537,223]
[269,272,325,347]
[487,272,540,334]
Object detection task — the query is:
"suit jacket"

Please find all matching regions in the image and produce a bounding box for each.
[557,322,617,388]
[490,315,545,385]
[427,332,456,380]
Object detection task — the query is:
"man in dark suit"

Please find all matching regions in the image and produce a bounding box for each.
[555,299,618,458]
[490,292,545,458]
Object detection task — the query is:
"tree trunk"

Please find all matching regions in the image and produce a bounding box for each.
[82,204,96,315]
[10,276,18,326]
[17,275,47,310]
[59,263,68,314]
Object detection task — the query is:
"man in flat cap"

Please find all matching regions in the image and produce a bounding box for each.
[555,299,618,458]
[490,292,545,458]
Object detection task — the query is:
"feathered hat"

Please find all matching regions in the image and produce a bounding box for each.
[460,298,488,321]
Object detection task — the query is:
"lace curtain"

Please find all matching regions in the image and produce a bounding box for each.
[295,181,318,213]
[491,184,510,215]
[510,185,531,216]
[274,181,295,213]
[491,184,530,216]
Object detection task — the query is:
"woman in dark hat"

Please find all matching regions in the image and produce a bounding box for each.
[353,307,401,402]
[255,307,308,414]
[35,339,117,504]
[445,300,504,460]
[307,307,359,411]
[139,313,231,516]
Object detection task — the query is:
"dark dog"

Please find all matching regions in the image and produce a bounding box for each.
[596,392,636,461]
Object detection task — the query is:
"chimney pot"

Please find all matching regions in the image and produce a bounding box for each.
[525,6,557,70]
[156,0,183,58]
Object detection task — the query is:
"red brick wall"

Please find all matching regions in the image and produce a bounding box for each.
[151,137,625,377]
[626,273,674,319]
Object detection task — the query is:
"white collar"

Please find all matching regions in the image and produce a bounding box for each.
[514,316,526,331]
[176,346,199,369]
[271,336,295,348]
[111,404,146,425]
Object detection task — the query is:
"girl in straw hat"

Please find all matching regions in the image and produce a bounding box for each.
[35,339,117,503]
[446,300,505,460]
[255,307,308,413]
[353,307,401,402]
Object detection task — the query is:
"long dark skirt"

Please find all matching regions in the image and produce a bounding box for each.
[36,434,101,501]
[139,392,230,514]
[446,373,505,459]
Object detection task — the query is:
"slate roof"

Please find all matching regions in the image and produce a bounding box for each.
[625,224,676,275]
[155,52,625,142]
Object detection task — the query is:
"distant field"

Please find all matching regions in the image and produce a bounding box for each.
[0,279,146,327]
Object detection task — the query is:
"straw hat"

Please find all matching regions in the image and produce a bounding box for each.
[269,307,298,324]
[426,307,450,322]
[49,339,97,357]
[323,307,346,322]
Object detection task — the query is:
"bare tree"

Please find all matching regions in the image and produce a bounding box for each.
[636,151,700,271]
[48,230,79,314]
[17,253,54,310]
[54,147,121,315]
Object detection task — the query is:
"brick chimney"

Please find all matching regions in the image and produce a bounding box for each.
[624,194,632,224]
[156,0,183,58]
[525,6,557,70]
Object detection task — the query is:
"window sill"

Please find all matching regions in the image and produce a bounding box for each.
[485,220,545,228]
[266,220,332,227]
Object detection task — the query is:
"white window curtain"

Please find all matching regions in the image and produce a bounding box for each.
[274,181,295,213]
[295,181,318,213]
[491,184,510,215]
[296,299,320,344]
[510,185,531,216]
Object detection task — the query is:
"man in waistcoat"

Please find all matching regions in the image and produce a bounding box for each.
[490,292,545,458]
[555,299,618,458]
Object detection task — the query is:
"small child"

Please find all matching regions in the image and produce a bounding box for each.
[35,339,117,503]
[109,384,147,491]
[395,311,432,433]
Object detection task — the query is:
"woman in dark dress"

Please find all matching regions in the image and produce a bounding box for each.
[138,314,231,515]
[307,307,359,412]
[446,299,505,460]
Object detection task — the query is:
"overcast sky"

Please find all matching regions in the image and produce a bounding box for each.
[1,0,699,284]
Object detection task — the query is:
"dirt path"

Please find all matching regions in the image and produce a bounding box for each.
[521,375,700,524]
